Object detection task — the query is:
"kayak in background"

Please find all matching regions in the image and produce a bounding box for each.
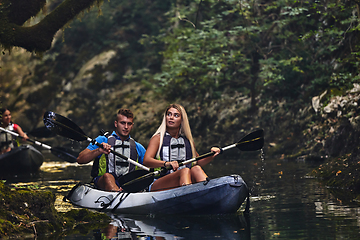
[0,144,44,174]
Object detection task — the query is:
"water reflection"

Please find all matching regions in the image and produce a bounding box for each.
[95,213,251,240]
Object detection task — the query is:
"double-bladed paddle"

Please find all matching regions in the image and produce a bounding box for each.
[42,111,150,171]
[0,126,77,163]
[119,129,264,193]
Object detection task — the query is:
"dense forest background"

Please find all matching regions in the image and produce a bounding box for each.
[1,0,360,193]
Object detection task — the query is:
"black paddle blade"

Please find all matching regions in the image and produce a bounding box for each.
[43,111,87,141]
[118,170,154,193]
[50,147,78,163]
[236,129,264,151]
[28,126,56,138]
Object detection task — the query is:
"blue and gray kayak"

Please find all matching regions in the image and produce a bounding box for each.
[65,174,249,215]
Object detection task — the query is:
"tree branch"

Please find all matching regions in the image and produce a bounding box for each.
[7,0,47,25]
[0,0,103,52]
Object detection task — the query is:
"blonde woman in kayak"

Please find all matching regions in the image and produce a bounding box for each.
[143,103,221,191]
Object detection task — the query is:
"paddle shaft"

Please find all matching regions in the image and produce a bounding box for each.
[180,135,263,166]
[125,145,228,184]
[122,148,219,187]
[158,140,247,174]
[0,126,53,150]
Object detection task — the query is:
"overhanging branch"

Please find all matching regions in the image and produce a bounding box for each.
[0,0,103,52]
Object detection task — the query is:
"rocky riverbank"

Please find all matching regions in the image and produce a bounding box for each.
[265,84,360,202]
[0,181,110,238]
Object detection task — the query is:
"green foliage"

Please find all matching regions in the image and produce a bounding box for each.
[141,2,255,100]
[139,0,360,107]
[298,1,360,93]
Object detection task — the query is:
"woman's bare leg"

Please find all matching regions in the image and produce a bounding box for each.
[151,168,191,192]
[190,165,208,183]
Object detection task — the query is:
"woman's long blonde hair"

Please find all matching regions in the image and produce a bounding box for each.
[154,103,196,158]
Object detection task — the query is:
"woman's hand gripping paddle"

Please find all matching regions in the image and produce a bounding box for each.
[119,129,265,193]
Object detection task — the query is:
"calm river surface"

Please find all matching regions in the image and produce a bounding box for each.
[4,149,360,239]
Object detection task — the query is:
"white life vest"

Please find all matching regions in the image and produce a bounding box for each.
[0,123,15,149]
[106,136,137,177]
[159,132,192,176]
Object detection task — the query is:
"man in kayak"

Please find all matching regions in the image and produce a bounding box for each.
[77,109,146,191]
[143,103,221,191]
[0,108,29,154]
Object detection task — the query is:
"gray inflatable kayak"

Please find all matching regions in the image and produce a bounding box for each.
[65,174,249,215]
[0,144,44,174]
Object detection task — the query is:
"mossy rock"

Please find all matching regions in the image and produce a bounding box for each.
[0,181,110,238]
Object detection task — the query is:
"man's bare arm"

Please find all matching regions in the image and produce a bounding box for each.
[77,143,111,164]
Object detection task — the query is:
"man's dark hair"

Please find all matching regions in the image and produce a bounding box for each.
[117,108,134,119]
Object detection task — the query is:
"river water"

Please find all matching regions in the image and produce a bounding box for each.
[4,149,360,239]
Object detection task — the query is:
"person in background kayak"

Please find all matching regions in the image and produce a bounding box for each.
[143,103,221,191]
[0,108,29,154]
[77,108,146,192]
